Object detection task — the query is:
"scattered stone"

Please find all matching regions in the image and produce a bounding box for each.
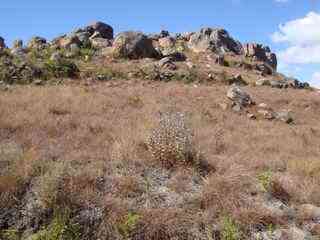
[297,204,320,221]
[227,74,247,85]
[258,109,275,120]
[227,85,253,107]
[286,77,310,89]
[256,78,271,86]
[33,79,43,86]
[188,27,243,54]
[258,103,268,109]
[232,103,242,112]
[247,113,256,119]
[255,62,274,75]
[275,110,293,124]
[112,31,160,59]
[270,80,287,89]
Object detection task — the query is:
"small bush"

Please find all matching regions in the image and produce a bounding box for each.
[118,212,140,238]
[221,216,242,240]
[43,59,79,79]
[147,111,198,168]
[257,170,273,192]
[0,229,19,240]
[29,210,80,240]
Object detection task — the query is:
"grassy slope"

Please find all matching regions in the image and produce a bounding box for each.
[1,79,320,239]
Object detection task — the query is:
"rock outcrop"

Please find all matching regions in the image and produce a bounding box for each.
[188,27,243,54]
[27,36,47,50]
[112,31,160,59]
[243,43,277,70]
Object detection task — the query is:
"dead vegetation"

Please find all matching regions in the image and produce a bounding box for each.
[0,81,320,239]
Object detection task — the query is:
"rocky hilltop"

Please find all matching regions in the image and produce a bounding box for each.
[1,22,320,240]
[0,21,310,88]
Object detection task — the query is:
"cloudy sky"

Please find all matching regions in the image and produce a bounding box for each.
[0,0,319,86]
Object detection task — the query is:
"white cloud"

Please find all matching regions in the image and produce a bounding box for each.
[272,12,320,46]
[272,12,320,64]
[311,72,320,87]
[274,0,289,3]
[277,45,320,64]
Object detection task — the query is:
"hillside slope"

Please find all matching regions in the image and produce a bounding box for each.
[1,22,320,240]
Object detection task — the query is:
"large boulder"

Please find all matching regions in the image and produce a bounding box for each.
[55,35,81,49]
[27,36,47,50]
[188,28,243,54]
[112,31,160,59]
[243,43,277,70]
[85,21,114,40]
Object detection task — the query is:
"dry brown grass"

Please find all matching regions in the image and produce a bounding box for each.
[0,80,320,238]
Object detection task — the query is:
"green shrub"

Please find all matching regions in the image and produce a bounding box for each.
[118,212,140,238]
[43,59,79,79]
[28,210,80,240]
[258,170,273,192]
[0,229,19,240]
[221,216,241,240]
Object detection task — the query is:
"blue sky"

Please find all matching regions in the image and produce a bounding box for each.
[1,0,319,86]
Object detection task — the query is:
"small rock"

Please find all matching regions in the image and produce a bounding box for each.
[256,78,271,86]
[33,80,43,86]
[258,103,268,109]
[258,110,275,120]
[275,110,293,124]
[297,204,320,221]
[227,85,253,107]
[232,103,242,112]
[247,113,256,119]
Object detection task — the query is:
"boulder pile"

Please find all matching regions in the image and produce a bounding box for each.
[0,22,313,89]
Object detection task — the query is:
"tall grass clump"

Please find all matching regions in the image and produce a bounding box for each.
[147,111,199,168]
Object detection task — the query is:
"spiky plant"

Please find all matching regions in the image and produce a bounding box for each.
[147,111,197,168]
